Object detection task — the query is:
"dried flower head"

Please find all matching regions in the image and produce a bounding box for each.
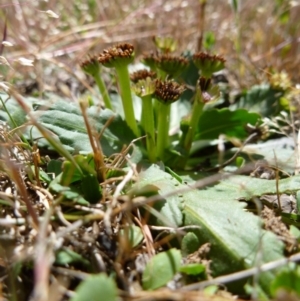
[157,54,189,78]
[80,55,100,76]
[98,43,135,68]
[193,52,225,77]
[154,79,185,104]
[153,36,177,53]
[130,69,156,83]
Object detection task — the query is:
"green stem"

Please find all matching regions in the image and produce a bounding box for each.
[115,65,140,137]
[94,73,113,110]
[141,95,156,162]
[156,102,171,160]
[157,69,167,80]
[183,93,204,152]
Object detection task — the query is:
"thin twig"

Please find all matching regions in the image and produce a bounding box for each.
[3,150,39,228]
[31,208,54,301]
[80,99,106,182]
[104,166,135,235]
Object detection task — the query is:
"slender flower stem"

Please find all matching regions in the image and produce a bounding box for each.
[115,65,140,137]
[156,101,171,160]
[141,95,156,162]
[94,73,113,110]
[183,92,204,152]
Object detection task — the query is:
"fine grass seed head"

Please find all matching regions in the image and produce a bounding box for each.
[80,55,100,77]
[156,54,189,78]
[154,79,185,104]
[98,43,135,68]
[130,69,157,83]
[193,52,226,77]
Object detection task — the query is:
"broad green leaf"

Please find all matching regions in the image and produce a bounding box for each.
[180,52,198,87]
[142,248,181,290]
[136,165,284,293]
[49,182,89,205]
[183,189,283,292]
[203,174,300,201]
[81,174,102,204]
[61,160,83,185]
[179,52,199,102]
[232,84,286,116]
[242,137,295,173]
[60,154,97,185]
[0,92,29,127]
[290,225,300,240]
[71,274,117,301]
[133,165,183,227]
[47,159,63,177]
[31,99,136,155]
[0,95,85,171]
[50,154,102,205]
[195,108,260,140]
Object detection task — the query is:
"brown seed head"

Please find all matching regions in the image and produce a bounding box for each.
[98,43,135,68]
[130,69,157,83]
[154,79,185,104]
[79,55,100,76]
[157,54,189,77]
[193,52,226,77]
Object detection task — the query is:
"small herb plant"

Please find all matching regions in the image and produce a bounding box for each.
[79,40,229,168]
[0,31,299,301]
